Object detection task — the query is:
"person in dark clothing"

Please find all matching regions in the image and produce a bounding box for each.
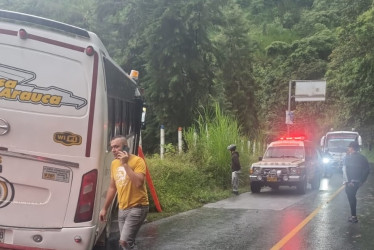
[343,141,370,223]
[227,144,241,195]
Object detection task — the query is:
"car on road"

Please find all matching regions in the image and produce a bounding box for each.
[249,136,322,194]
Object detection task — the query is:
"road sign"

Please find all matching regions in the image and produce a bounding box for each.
[295,80,326,101]
[285,110,294,124]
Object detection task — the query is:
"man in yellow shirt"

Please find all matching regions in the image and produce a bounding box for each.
[99,136,149,249]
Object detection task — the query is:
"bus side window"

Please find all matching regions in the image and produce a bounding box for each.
[121,101,128,135]
[114,99,122,136]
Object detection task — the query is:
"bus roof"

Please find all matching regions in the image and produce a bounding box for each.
[0,9,90,38]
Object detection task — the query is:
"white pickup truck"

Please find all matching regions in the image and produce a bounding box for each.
[249,137,322,194]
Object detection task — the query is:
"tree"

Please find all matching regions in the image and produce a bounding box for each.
[327,7,374,140]
[138,0,226,146]
[213,2,259,137]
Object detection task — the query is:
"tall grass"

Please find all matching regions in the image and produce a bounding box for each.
[184,103,242,188]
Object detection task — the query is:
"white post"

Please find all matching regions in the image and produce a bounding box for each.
[193,130,197,147]
[253,141,256,155]
[178,127,182,154]
[160,125,165,159]
[247,140,251,154]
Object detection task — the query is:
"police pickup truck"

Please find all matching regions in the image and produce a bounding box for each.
[249,136,322,194]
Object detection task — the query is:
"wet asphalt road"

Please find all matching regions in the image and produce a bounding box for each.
[96,167,374,250]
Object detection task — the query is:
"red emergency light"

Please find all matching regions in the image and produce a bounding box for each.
[279,135,306,141]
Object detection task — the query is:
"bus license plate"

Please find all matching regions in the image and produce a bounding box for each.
[0,229,4,243]
[267,176,277,182]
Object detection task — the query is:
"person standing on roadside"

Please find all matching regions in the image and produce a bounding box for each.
[343,141,370,223]
[227,144,241,195]
[99,136,149,249]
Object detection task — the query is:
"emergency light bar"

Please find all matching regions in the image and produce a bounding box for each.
[279,136,306,141]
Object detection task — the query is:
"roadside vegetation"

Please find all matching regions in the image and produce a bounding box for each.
[145,104,265,221]
[363,149,374,164]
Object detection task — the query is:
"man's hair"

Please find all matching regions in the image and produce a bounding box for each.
[349,141,360,151]
[111,135,128,146]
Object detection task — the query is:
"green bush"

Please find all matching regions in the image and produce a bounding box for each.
[146,153,228,213]
[362,149,374,164]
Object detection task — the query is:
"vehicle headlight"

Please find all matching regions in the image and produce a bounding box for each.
[253,167,261,175]
[290,167,297,174]
[250,166,261,175]
[322,157,330,164]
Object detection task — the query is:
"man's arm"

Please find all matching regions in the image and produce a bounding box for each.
[99,177,117,222]
[123,163,145,188]
[342,164,348,184]
[118,151,146,188]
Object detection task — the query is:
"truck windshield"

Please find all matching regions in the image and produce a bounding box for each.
[327,139,355,153]
[326,133,357,153]
[264,146,304,159]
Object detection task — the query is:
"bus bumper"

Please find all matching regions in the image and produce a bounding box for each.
[0,226,96,250]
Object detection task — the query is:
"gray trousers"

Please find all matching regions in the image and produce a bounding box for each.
[118,205,149,249]
[232,171,240,191]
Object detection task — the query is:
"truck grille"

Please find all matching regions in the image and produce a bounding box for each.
[262,168,288,177]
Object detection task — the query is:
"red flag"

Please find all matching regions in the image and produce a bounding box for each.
[138,146,162,212]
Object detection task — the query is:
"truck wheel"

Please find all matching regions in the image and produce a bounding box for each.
[250,182,261,193]
[296,178,307,194]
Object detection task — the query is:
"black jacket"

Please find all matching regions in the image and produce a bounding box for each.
[345,152,370,184]
[231,151,241,172]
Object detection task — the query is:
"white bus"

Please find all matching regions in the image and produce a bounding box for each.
[0,9,144,250]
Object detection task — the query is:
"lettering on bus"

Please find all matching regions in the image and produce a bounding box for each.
[0,64,87,109]
[53,131,82,146]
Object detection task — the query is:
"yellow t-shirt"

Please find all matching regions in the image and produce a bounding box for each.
[111,155,149,210]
